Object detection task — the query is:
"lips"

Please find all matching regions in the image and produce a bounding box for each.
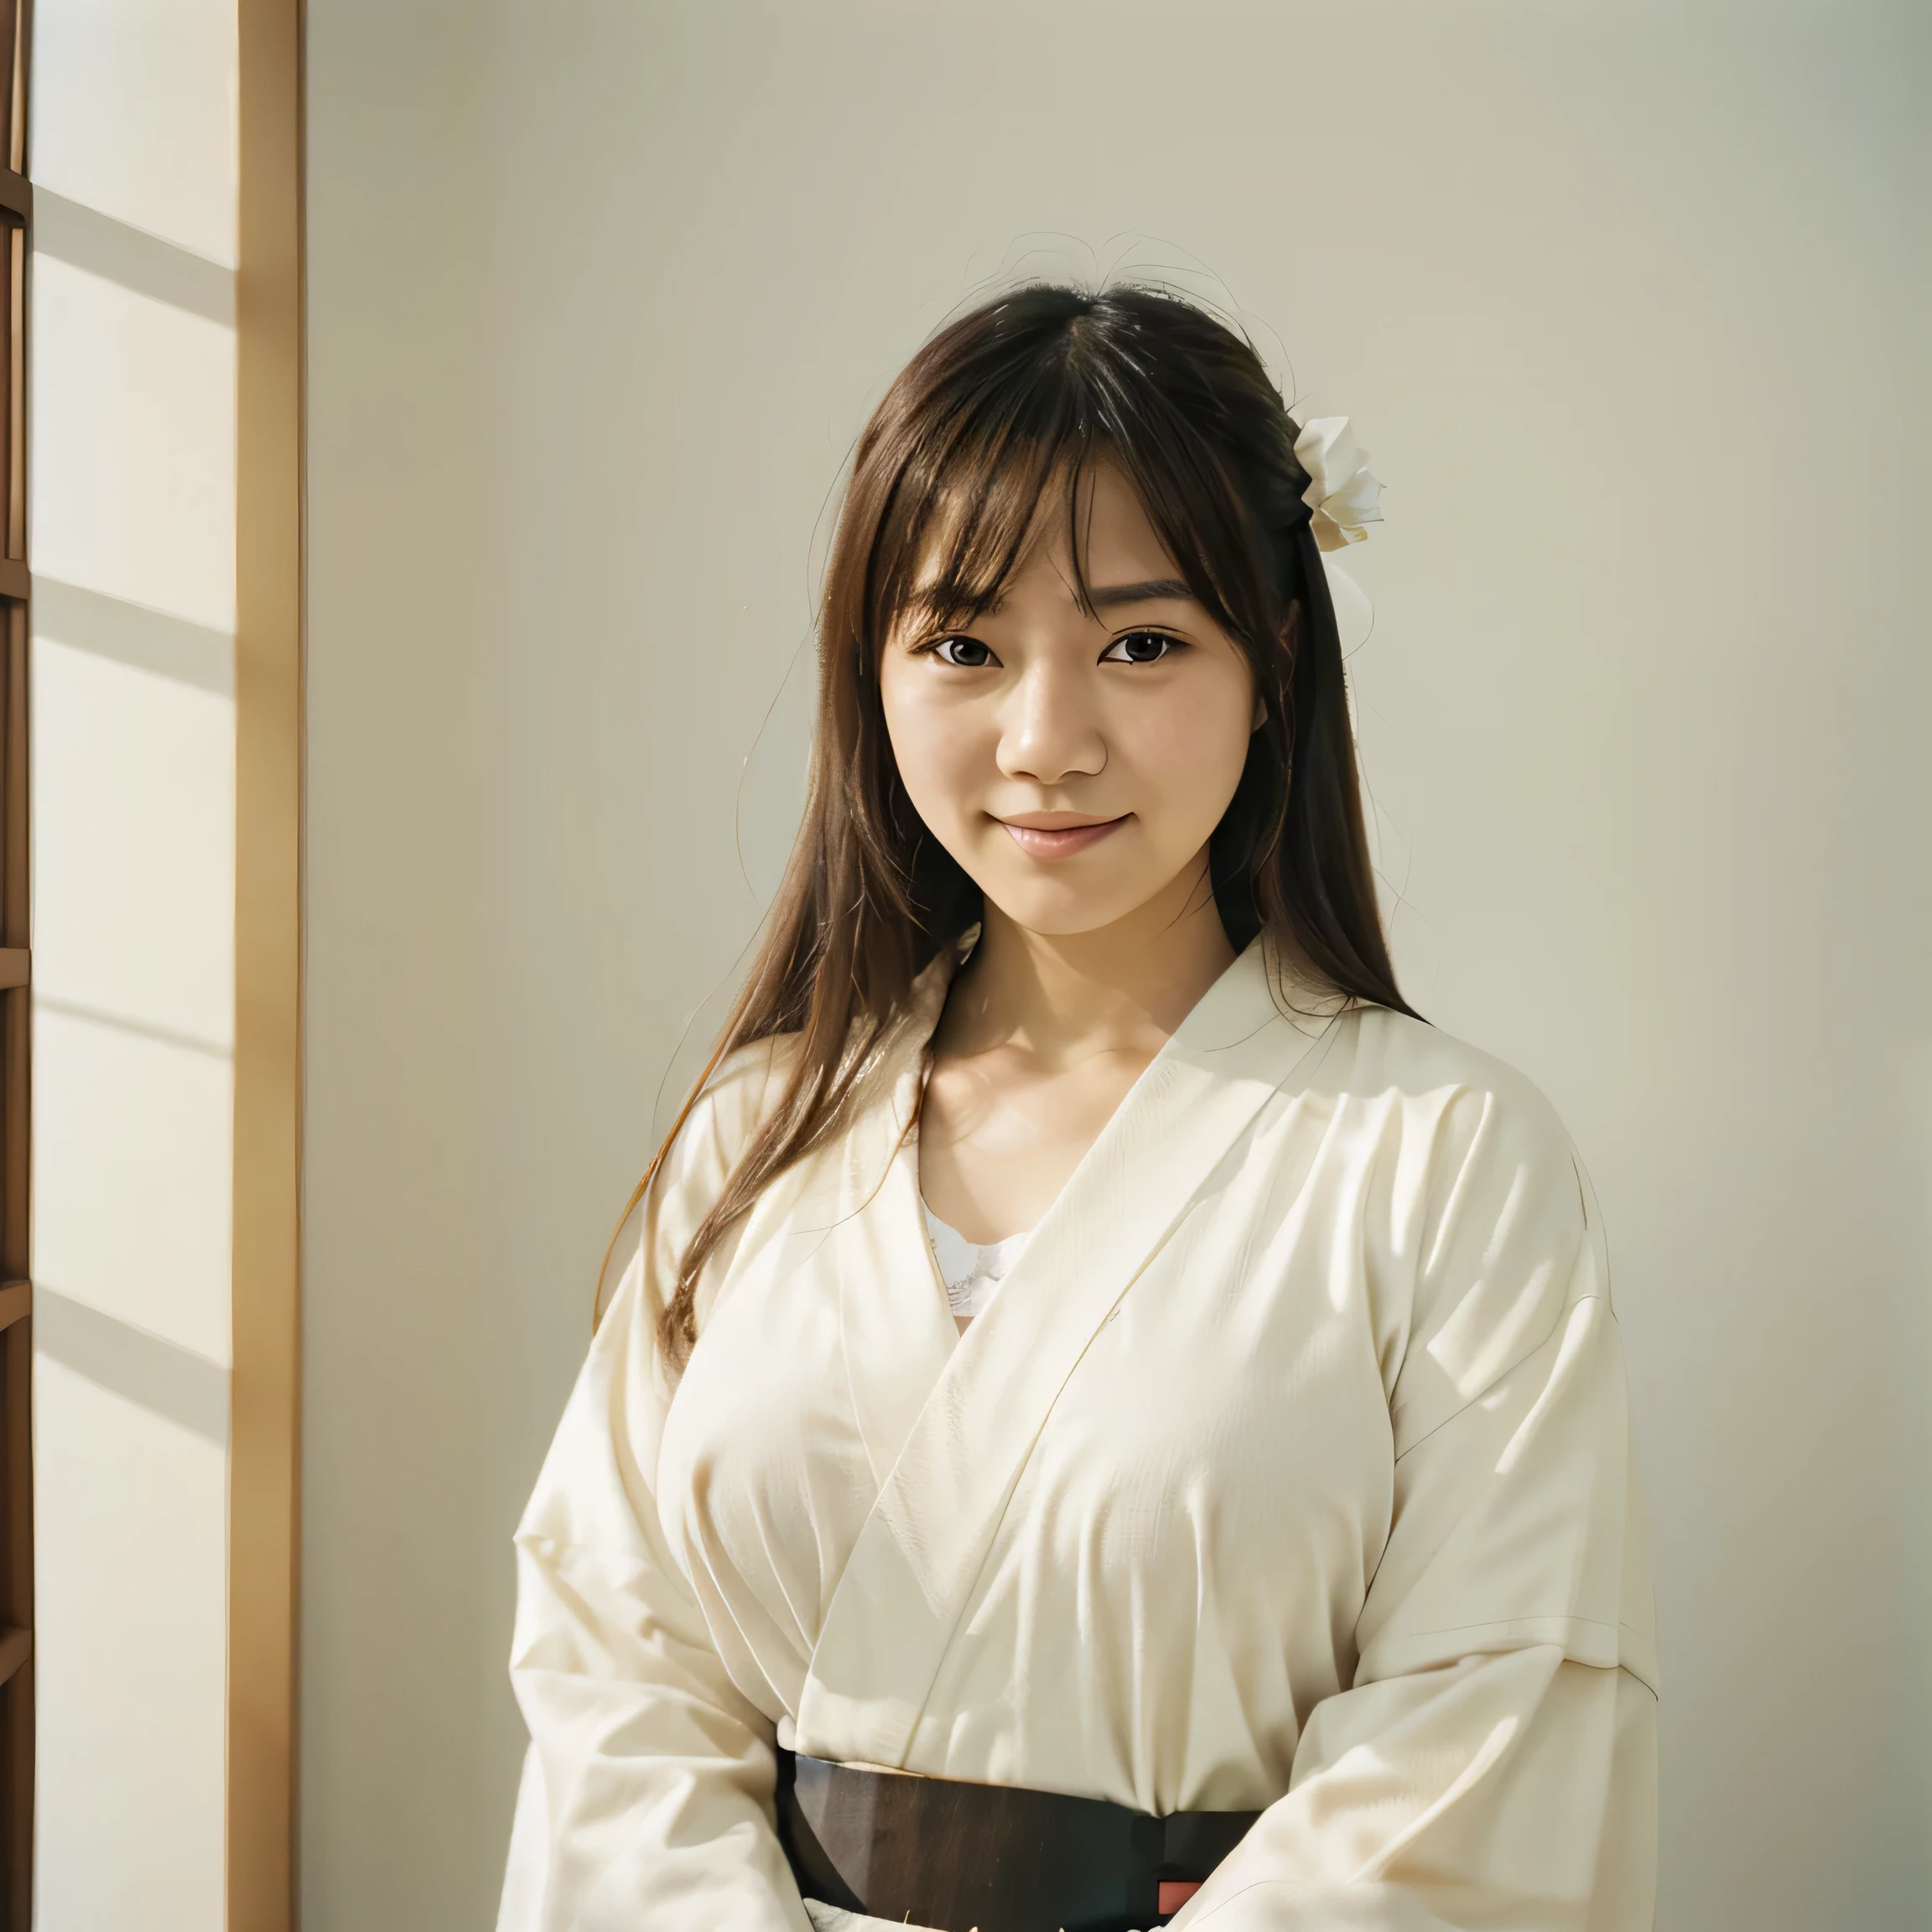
[999,815,1129,859]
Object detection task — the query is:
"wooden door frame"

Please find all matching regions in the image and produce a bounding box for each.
[231,2,304,1927]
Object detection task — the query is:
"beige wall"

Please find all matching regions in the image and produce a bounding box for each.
[303,4,1929,1928]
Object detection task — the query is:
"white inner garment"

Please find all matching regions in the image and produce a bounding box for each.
[922,1200,1033,1321]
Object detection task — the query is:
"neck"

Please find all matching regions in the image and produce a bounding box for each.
[947,852,1237,1068]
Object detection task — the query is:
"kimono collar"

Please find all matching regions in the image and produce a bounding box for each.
[799,926,1350,1769]
[871,924,1343,1124]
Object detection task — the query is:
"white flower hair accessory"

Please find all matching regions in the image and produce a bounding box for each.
[1294,416,1384,552]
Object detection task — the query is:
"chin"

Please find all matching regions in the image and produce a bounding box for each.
[977,880,1149,940]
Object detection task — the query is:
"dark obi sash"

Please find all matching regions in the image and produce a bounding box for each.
[776,1748,1259,1932]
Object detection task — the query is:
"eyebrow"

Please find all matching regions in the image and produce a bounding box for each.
[903,574,1197,628]
[1086,577,1197,610]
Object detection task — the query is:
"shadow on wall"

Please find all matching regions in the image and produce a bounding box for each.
[34,1286,228,1446]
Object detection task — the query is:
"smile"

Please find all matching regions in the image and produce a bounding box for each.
[998,815,1130,859]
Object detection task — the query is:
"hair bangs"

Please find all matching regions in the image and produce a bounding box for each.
[870,329,1278,666]
[1072,362,1278,657]
[865,353,1091,653]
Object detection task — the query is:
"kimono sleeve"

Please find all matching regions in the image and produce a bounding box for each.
[1178,1072,1659,1932]
[498,1045,811,1932]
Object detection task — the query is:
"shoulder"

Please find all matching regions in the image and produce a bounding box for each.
[672,1032,802,1178]
[1342,1003,1564,1119]
[625,1032,805,1280]
[1327,1007,1609,1417]
[1332,1002,1581,1195]
[660,1043,803,1190]
[1249,943,1572,1173]
[1316,1000,1600,1298]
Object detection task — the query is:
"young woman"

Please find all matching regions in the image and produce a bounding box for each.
[498,287,1657,1932]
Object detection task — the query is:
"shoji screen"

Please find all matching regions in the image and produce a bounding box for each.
[29,0,241,1919]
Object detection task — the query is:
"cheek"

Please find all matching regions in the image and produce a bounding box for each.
[1113,678,1254,834]
[880,680,988,835]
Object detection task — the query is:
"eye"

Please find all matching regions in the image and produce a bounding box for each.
[930,635,999,668]
[1102,630,1182,665]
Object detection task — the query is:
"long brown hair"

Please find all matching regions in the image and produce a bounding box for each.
[611,283,1415,1356]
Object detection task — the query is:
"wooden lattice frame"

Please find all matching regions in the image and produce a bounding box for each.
[0,3,29,1927]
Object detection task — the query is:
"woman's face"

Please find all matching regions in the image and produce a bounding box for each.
[879,464,1259,939]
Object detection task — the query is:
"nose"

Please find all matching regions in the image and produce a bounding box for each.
[996,656,1106,786]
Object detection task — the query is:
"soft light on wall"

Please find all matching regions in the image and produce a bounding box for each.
[302,7,1929,1930]
[29,0,241,1920]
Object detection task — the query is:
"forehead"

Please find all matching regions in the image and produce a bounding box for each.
[1060,463,1178,574]
[904,459,1185,621]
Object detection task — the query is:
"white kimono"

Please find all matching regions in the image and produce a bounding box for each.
[501,940,1658,1930]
